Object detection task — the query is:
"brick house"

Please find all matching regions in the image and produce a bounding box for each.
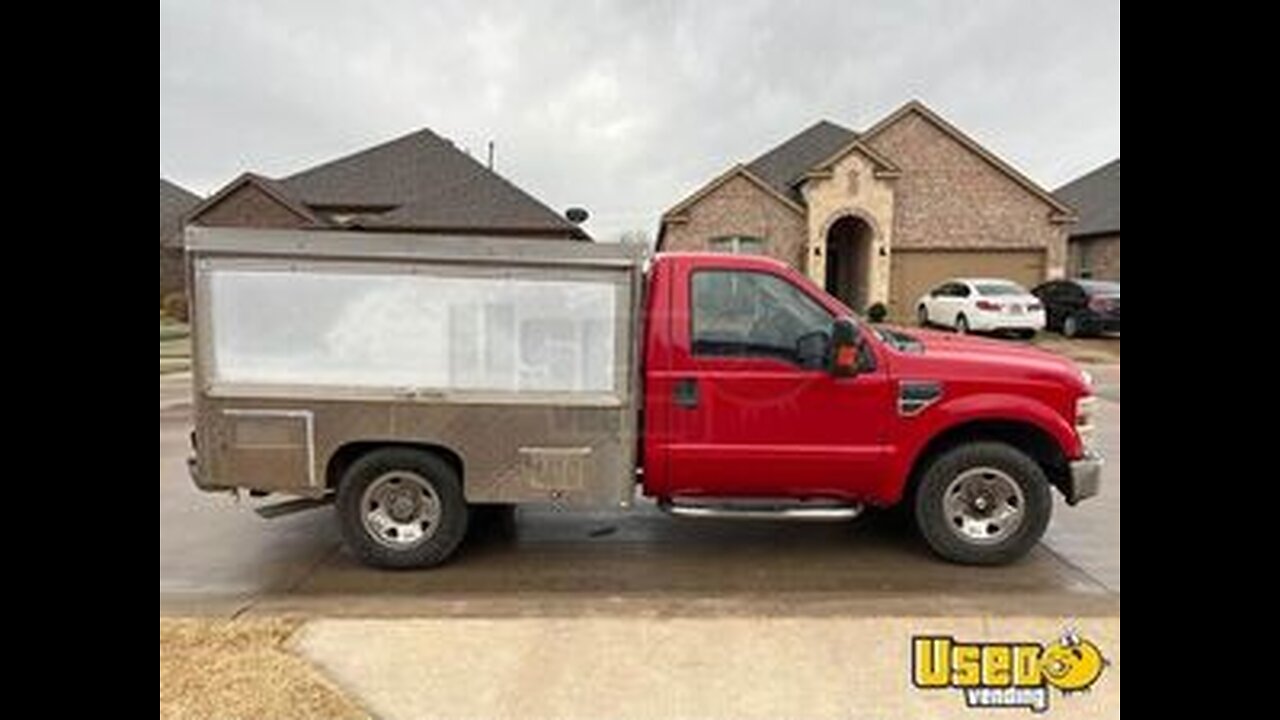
[658,101,1075,317]
[184,128,587,246]
[160,178,201,300]
[1054,159,1119,280]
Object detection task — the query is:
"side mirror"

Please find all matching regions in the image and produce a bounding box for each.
[830,317,861,377]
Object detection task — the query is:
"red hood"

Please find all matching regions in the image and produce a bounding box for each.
[877,326,1089,393]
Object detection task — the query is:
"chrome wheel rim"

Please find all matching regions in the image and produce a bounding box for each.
[942,466,1025,545]
[360,471,442,549]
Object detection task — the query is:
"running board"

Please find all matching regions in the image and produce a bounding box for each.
[253,496,333,519]
[658,498,863,522]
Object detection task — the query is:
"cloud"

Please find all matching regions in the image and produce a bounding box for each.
[160,0,1119,242]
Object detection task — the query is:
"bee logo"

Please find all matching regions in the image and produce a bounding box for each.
[912,629,1108,712]
[1040,630,1106,694]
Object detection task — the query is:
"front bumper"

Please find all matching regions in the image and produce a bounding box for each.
[1065,451,1103,505]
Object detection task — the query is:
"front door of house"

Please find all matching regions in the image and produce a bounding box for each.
[825,241,856,308]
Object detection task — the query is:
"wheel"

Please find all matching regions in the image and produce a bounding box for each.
[917,305,930,327]
[955,314,969,334]
[1017,329,1036,340]
[336,447,469,569]
[1063,315,1081,338]
[913,442,1051,565]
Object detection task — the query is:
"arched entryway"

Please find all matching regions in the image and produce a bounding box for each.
[824,215,874,311]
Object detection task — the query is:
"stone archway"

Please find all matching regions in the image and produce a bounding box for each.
[823,215,875,310]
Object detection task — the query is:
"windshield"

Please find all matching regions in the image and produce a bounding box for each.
[974,282,1027,297]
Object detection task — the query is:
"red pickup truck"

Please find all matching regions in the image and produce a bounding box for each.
[187,228,1101,569]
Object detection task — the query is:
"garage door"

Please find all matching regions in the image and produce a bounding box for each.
[890,249,1046,320]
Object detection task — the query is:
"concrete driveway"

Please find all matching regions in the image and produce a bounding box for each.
[160,368,1120,618]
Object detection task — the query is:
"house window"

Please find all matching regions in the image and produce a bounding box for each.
[1077,242,1094,279]
[708,235,766,255]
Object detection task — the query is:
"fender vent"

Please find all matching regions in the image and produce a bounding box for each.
[899,380,942,417]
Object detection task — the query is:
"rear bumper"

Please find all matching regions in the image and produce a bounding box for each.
[969,310,1046,331]
[187,431,223,493]
[187,454,220,492]
[1065,451,1103,505]
[1080,311,1120,333]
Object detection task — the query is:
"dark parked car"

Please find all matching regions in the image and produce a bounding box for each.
[1031,279,1120,337]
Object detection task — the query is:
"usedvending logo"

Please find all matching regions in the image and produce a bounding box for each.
[911,630,1107,713]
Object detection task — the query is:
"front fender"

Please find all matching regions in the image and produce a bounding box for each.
[882,393,1080,503]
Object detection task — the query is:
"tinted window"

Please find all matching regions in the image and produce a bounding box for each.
[692,270,832,365]
[1040,282,1069,302]
[936,282,964,297]
[953,283,972,298]
[975,282,1027,297]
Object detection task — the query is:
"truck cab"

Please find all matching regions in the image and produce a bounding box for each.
[640,253,1099,564]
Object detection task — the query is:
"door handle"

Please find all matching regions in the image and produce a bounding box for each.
[674,378,699,409]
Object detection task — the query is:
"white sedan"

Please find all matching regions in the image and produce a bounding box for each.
[916,278,1046,337]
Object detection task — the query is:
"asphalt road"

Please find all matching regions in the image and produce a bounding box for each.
[159,367,1120,618]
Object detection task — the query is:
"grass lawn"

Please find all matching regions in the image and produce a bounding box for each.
[161,319,191,374]
[160,618,366,719]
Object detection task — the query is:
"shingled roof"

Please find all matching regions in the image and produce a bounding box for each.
[195,128,587,239]
[1054,159,1120,238]
[160,178,201,247]
[746,120,858,203]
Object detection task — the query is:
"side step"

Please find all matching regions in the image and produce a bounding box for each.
[253,496,333,519]
[658,497,863,522]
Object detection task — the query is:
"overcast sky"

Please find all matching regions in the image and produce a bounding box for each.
[160,0,1119,242]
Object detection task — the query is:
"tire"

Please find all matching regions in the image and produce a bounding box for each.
[1063,315,1081,338]
[913,442,1051,565]
[1017,329,1036,340]
[917,305,930,327]
[955,314,969,334]
[336,447,469,569]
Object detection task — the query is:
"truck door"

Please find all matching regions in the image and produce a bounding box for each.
[650,265,892,500]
